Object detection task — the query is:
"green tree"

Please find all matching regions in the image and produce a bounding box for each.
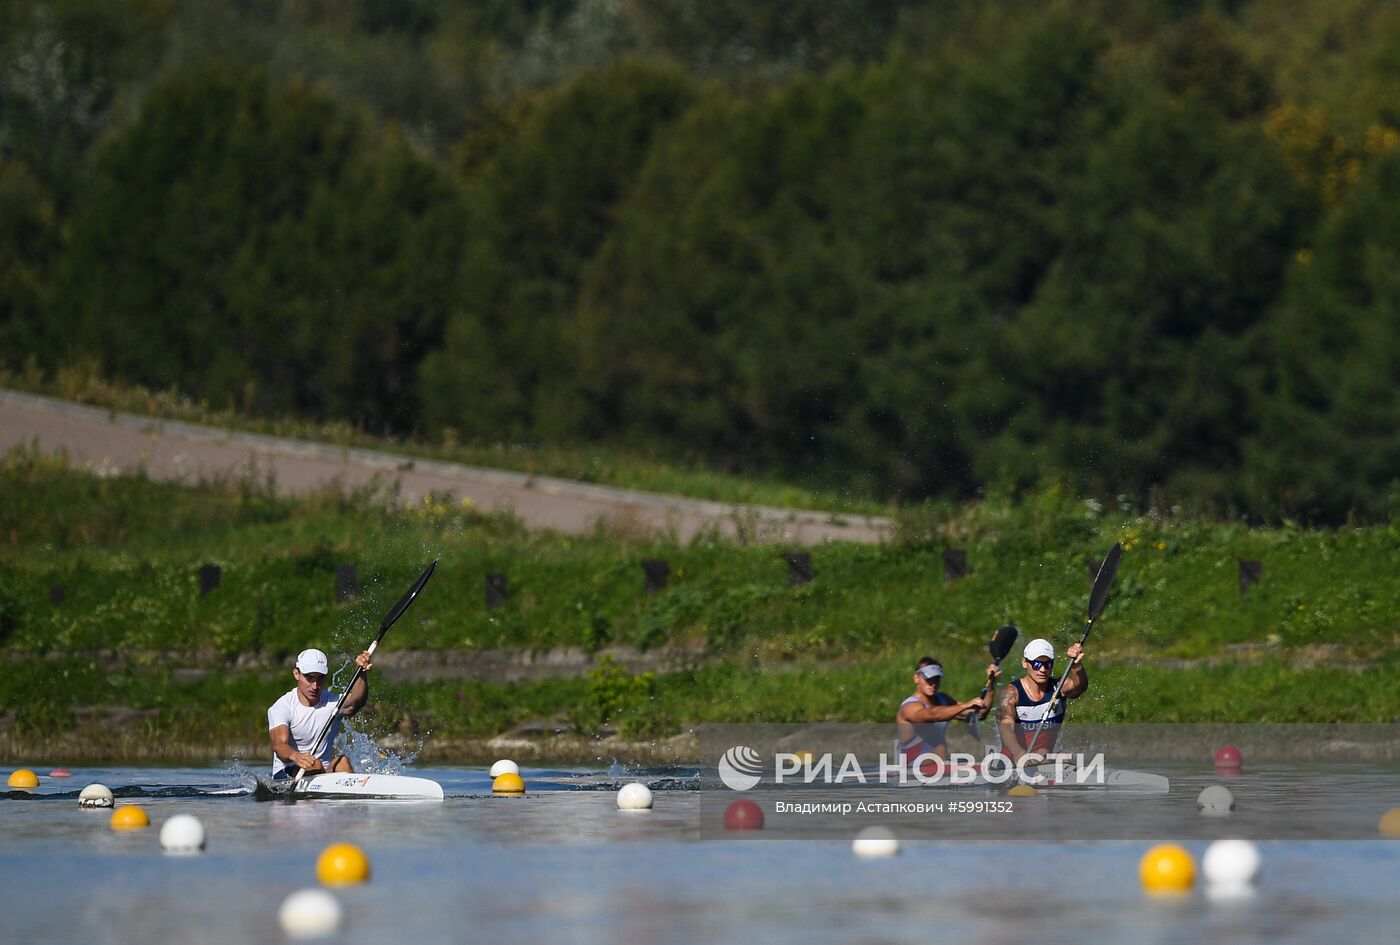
[420,60,696,440]
[1245,150,1400,521]
[625,0,909,76]
[55,65,467,429]
[0,0,169,197]
[569,14,1114,496]
[569,77,873,478]
[0,159,57,364]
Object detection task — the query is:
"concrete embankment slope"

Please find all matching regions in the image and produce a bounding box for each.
[0,389,891,545]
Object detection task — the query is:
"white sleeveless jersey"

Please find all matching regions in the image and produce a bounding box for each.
[267,688,343,774]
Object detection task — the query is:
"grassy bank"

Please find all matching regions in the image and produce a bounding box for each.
[2,448,1397,763]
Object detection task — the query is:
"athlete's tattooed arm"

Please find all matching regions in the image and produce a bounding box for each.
[997,683,1023,762]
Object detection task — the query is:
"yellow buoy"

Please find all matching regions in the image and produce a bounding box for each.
[110,805,151,830]
[492,772,526,795]
[1139,843,1195,893]
[1379,808,1400,837]
[1008,784,1038,797]
[316,843,371,886]
[7,769,39,788]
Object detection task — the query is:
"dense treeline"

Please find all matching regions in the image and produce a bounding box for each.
[3,0,1399,522]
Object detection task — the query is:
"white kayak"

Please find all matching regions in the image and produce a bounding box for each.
[878,761,1170,794]
[257,772,444,800]
[1026,763,1170,793]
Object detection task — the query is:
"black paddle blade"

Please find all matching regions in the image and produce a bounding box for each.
[989,624,1019,660]
[1088,543,1123,620]
[378,560,438,634]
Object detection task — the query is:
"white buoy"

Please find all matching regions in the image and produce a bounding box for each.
[1197,785,1235,816]
[159,814,206,854]
[278,888,344,938]
[78,783,114,809]
[617,782,653,810]
[489,760,519,778]
[1202,838,1260,892]
[852,826,901,858]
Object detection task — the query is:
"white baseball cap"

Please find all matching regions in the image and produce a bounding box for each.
[295,648,329,675]
[1023,639,1055,662]
[916,664,944,680]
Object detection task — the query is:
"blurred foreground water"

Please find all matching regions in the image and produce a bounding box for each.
[4,763,1400,945]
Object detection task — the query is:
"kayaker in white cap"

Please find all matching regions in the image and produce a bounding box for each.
[896,655,999,763]
[996,637,1088,763]
[267,647,374,780]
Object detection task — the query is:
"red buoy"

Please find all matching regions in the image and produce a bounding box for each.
[1214,746,1243,769]
[49,769,73,778]
[724,799,764,831]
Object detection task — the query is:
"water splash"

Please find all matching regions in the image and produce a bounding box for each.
[336,721,422,775]
[224,757,265,791]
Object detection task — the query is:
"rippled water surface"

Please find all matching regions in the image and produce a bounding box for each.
[4,763,1400,944]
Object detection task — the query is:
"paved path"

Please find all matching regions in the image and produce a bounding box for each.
[0,390,891,544]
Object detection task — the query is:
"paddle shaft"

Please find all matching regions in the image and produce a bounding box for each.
[1020,619,1093,756]
[979,655,1008,702]
[301,630,386,765]
[969,627,1019,739]
[1021,545,1121,758]
[955,655,997,737]
[296,561,438,776]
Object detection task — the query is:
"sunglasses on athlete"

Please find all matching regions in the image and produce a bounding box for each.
[1027,659,1054,671]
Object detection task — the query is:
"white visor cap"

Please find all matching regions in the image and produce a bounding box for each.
[1023,639,1055,662]
[295,648,329,675]
[916,664,944,680]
